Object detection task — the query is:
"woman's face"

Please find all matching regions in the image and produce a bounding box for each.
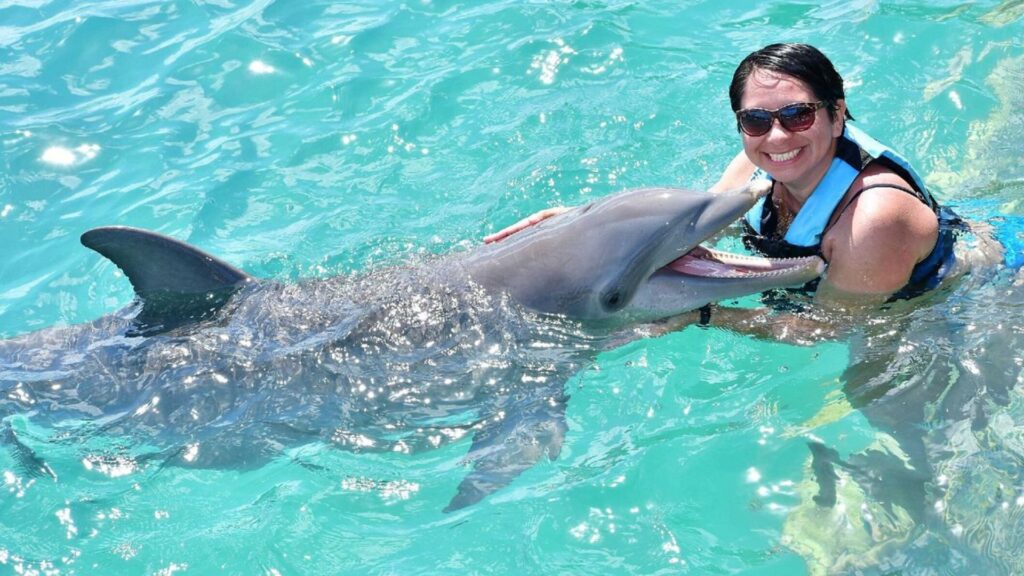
[738,68,845,195]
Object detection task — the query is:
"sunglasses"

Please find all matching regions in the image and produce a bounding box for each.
[735,101,828,137]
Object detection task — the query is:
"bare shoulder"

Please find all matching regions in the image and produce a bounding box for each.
[820,164,939,298]
[709,151,756,193]
[844,165,938,236]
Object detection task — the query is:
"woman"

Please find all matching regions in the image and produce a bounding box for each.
[486,44,962,320]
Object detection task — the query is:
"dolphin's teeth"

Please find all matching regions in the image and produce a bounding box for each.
[665,247,822,279]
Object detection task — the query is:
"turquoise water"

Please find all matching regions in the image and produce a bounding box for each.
[2,1,1024,574]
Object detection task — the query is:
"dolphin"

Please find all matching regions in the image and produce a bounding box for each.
[0,182,822,511]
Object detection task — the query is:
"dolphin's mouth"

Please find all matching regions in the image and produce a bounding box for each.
[664,246,822,278]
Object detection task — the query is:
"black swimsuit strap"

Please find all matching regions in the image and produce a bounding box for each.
[822,183,923,238]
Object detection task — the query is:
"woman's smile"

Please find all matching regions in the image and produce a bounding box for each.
[765,147,802,163]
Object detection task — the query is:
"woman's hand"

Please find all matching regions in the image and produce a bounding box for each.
[483,206,571,243]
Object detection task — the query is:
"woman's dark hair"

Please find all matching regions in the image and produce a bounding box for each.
[728,43,854,123]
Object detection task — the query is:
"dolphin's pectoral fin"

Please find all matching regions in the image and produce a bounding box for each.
[81,227,253,335]
[1,419,57,481]
[444,391,569,512]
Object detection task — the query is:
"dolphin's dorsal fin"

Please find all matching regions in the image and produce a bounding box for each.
[81,226,251,295]
[81,226,253,334]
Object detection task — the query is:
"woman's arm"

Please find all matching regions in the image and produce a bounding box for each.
[710,151,757,193]
[483,206,571,244]
[637,304,845,346]
[486,151,757,244]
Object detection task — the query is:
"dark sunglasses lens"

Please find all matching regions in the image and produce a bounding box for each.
[778,104,817,132]
[738,110,773,136]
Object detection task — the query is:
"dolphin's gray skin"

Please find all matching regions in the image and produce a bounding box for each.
[0,183,822,511]
[463,183,823,322]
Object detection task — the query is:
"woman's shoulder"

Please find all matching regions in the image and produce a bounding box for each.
[820,179,940,297]
[853,161,915,191]
[846,163,935,221]
[825,164,938,264]
[839,164,934,225]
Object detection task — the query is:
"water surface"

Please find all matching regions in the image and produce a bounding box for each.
[2,1,1024,574]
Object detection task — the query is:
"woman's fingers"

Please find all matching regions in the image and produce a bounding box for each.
[483,206,571,243]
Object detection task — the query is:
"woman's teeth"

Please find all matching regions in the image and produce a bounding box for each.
[768,149,800,162]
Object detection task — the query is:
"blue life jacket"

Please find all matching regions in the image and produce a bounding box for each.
[741,124,964,300]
